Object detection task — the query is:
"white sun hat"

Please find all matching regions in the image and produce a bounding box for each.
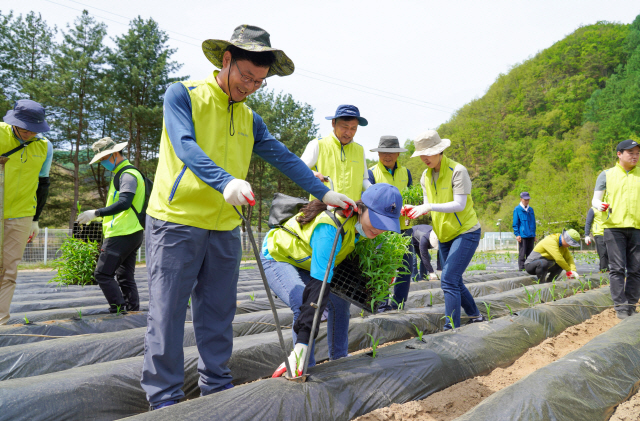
[411,130,451,158]
[89,137,128,165]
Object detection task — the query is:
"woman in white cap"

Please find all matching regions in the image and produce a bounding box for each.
[403,130,484,330]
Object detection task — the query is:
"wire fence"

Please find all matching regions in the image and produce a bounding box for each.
[22,227,269,264]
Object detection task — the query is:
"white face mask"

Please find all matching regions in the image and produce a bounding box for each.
[355,222,367,238]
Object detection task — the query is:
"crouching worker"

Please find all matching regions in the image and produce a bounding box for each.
[78,138,146,313]
[411,224,441,281]
[263,183,402,377]
[524,229,581,283]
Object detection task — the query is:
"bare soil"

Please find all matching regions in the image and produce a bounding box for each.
[610,387,640,421]
[354,308,621,421]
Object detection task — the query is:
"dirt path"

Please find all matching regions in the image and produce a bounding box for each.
[354,308,621,421]
[610,387,640,421]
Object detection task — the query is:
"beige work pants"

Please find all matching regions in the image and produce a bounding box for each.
[0,217,32,324]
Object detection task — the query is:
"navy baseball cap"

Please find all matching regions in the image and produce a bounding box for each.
[520,192,531,200]
[325,104,368,126]
[361,183,401,233]
[617,139,639,152]
[3,99,50,133]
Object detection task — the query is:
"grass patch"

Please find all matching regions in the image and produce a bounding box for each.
[240,266,255,270]
[466,263,487,271]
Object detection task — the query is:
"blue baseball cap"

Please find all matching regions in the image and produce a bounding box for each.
[520,192,531,200]
[361,183,401,233]
[325,104,368,126]
[3,99,50,133]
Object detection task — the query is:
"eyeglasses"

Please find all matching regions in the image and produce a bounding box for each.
[233,60,267,89]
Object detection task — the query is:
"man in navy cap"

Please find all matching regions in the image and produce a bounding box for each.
[513,191,536,271]
[0,100,53,324]
[591,139,640,319]
[300,104,370,202]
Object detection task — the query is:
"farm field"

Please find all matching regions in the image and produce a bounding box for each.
[1,255,637,420]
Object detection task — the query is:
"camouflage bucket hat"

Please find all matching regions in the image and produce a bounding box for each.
[202,25,294,78]
[89,137,128,165]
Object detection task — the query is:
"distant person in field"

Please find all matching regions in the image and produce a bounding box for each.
[524,229,581,283]
[411,225,441,280]
[367,136,415,310]
[584,205,609,272]
[591,139,640,320]
[404,130,484,330]
[0,100,52,325]
[300,104,371,202]
[513,191,536,271]
[78,138,147,314]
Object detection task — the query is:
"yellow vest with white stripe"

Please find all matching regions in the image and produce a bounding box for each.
[590,206,606,237]
[267,210,357,272]
[310,134,364,202]
[601,163,640,229]
[0,122,49,219]
[147,71,255,230]
[369,161,412,230]
[423,155,479,243]
[103,160,145,238]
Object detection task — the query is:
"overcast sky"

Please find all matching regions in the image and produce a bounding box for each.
[6,0,640,159]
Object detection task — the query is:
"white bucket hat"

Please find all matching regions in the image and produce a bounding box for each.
[89,137,128,165]
[411,130,451,158]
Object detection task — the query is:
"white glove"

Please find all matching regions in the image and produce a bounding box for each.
[573,272,580,280]
[272,343,308,378]
[223,179,255,206]
[322,190,356,211]
[585,236,592,246]
[592,200,610,212]
[27,221,39,243]
[406,204,432,219]
[429,272,439,281]
[77,210,98,225]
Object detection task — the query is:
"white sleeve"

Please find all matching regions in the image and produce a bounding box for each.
[431,194,467,213]
[300,139,319,169]
[592,190,605,208]
[362,149,371,190]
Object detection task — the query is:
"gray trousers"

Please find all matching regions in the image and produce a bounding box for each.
[140,216,241,406]
[604,228,640,312]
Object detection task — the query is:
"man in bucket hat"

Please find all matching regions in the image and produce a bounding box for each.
[300,104,370,201]
[524,229,581,283]
[0,100,53,325]
[513,191,537,271]
[591,139,640,319]
[140,25,355,410]
[77,138,146,315]
[367,136,418,310]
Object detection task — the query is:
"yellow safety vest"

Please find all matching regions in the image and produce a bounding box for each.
[0,122,49,219]
[267,210,357,272]
[590,206,606,237]
[102,160,145,238]
[422,155,479,243]
[601,163,640,230]
[147,71,255,230]
[369,161,412,230]
[310,134,364,202]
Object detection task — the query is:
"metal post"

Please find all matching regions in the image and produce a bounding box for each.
[0,156,8,276]
[44,227,49,265]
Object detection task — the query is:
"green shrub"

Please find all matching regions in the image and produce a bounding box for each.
[50,237,100,287]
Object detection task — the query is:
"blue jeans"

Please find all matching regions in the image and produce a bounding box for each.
[260,254,350,366]
[439,229,482,328]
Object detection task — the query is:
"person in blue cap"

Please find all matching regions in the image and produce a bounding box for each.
[300,104,371,202]
[262,183,402,377]
[513,191,536,271]
[0,99,53,325]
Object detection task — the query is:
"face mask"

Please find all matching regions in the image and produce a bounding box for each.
[101,157,116,172]
[355,222,367,238]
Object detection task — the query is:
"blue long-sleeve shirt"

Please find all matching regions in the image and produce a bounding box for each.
[163,82,329,199]
[513,204,536,238]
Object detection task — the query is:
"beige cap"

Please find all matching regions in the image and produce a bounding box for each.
[89,137,128,165]
[411,130,451,157]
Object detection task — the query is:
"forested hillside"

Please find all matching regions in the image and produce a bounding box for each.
[393,17,640,235]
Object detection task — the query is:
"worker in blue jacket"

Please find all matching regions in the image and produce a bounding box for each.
[513,192,536,271]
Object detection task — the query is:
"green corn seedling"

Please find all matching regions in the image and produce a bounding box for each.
[442,314,456,332]
[366,333,380,358]
[400,184,423,206]
[397,300,405,311]
[587,280,593,290]
[482,301,492,321]
[532,278,541,285]
[572,287,580,295]
[522,286,537,307]
[116,305,123,315]
[76,308,83,320]
[50,238,100,287]
[360,309,365,318]
[249,292,255,301]
[506,304,514,316]
[24,316,30,324]
[549,284,556,301]
[293,348,304,376]
[429,291,433,307]
[188,297,191,308]
[412,323,424,341]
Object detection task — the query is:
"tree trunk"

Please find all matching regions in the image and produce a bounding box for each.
[70,94,84,229]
